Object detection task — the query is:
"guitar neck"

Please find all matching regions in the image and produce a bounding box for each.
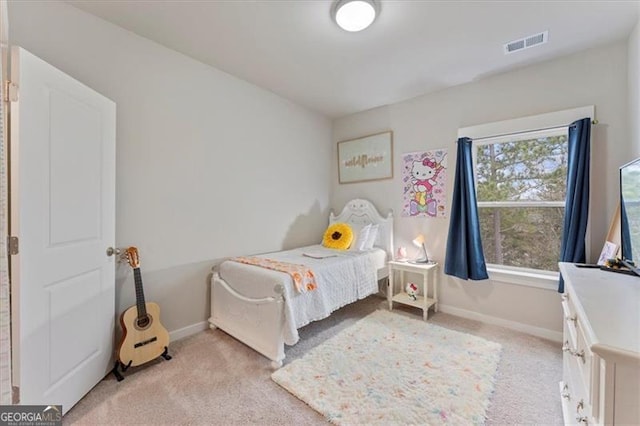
[133,267,147,319]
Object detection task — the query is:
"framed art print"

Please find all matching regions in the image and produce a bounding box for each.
[338,131,393,184]
[401,149,447,218]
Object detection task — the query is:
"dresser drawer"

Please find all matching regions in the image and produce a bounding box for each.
[562,349,592,424]
[574,320,594,398]
[562,292,596,413]
[561,293,578,348]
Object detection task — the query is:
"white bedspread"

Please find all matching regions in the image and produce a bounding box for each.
[219,245,385,345]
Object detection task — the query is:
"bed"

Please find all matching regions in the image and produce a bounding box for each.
[208,198,394,368]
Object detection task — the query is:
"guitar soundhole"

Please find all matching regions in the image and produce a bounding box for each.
[135,314,152,330]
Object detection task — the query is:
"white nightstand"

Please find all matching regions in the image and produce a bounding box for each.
[387,260,439,321]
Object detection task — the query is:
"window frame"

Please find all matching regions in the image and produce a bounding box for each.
[472,127,568,273]
[458,106,594,289]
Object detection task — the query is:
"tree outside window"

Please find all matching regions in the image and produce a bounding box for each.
[475,129,568,272]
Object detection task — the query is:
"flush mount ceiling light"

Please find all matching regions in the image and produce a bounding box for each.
[332,0,379,32]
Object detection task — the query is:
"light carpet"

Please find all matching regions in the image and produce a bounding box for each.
[271,309,502,425]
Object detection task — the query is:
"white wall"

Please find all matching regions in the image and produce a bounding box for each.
[630,18,640,156]
[8,1,332,333]
[332,43,629,336]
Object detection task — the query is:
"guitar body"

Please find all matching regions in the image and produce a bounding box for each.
[118,302,170,367]
[116,247,171,371]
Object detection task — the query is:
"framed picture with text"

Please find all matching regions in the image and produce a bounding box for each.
[337,131,393,184]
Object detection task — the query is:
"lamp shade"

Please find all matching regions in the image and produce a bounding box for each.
[410,234,430,264]
[333,0,378,32]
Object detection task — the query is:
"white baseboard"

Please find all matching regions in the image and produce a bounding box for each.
[170,310,562,343]
[438,304,563,343]
[169,321,209,342]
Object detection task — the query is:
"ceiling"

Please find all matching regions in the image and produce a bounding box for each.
[67,1,640,119]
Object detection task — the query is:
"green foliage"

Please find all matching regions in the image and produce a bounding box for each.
[476,135,568,271]
[479,207,564,270]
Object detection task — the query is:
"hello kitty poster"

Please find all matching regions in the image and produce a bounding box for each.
[402,149,447,218]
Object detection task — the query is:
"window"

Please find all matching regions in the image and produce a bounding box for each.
[474,128,568,272]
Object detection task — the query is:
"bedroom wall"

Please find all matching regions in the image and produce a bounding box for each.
[332,42,630,338]
[8,1,332,336]
[630,18,640,156]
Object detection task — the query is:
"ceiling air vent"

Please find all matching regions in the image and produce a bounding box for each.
[504,31,548,55]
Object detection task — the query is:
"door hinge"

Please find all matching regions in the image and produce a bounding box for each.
[8,236,19,255]
[3,80,18,102]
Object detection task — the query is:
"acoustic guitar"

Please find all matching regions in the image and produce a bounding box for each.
[117,247,171,369]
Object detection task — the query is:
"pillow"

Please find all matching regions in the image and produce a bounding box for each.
[364,224,379,250]
[349,224,371,251]
[322,222,353,250]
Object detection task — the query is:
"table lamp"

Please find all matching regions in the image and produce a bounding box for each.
[410,234,431,264]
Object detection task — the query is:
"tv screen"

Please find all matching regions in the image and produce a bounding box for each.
[620,157,640,276]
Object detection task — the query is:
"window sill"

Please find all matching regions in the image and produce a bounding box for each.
[486,265,559,291]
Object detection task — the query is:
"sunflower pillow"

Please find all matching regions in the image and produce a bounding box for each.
[322,222,354,250]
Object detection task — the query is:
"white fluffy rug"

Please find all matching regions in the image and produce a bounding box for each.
[272,309,502,425]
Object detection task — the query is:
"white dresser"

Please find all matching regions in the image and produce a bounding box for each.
[559,263,640,425]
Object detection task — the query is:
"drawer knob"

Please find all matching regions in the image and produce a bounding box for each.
[572,349,585,363]
[561,383,570,399]
[576,399,588,424]
[562,341,586,363]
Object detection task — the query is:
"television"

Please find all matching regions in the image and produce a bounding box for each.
[619,157,640,276]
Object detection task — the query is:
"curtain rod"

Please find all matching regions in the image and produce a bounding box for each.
[470,119,598,143]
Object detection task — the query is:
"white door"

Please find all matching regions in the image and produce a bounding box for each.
[9,47,116,414]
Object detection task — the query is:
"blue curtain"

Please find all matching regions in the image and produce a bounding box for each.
[558,118,591,293]
[445,137,489,280]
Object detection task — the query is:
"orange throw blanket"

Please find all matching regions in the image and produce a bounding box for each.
[230,257,317,293]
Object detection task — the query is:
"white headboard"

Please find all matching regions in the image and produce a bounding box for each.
[329,198,394,259]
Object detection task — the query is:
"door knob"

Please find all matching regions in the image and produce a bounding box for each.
[106,247,121,257]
